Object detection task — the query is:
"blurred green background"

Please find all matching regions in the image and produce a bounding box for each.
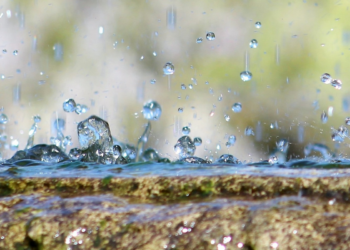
[0,0,349,161]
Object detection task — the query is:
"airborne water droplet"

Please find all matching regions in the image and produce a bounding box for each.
[321,111,328,123]
[193,137,202,146]
[163,62,175,75]
[232,102,242,113]
[345,117,350,125]
[150,79,156,84]
[240,71,252,81]
[244,126,254,136]
[196,37,203,44]
[13,50,18,56]
[206,32,215,41]
[0,113,8,124]
[228,135,236,145]
[249,39,258,48]
[181,84,186,90]
[331,79,342,90]
[63,99,77,113]
[255,21,262,29]
[224,114,230,121]
[143,100,162,120]
[182,126,191,135]
[320,73,332,84]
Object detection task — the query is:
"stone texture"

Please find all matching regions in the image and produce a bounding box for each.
[0,174,350,249]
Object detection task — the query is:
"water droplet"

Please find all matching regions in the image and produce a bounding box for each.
[38,80,46,85]
[0,113,8,124]
[13,50,18,56]
[224,114,230,121]
[150,79,156,84]
[188,84,193,89]
[163,62,175,75]
[331,79,342,89]
[174,136,196,158]
[206,31,215,41]
[181,84,186,90]
[209,110,215,116]
[193,137,202,146]
[182,126,191,135]
[240,71,252,81]
[33,115,41,123]
[205,81,209,85]
[140,56,144,60]
[337,126,348,137]
[0,74,5,80]
[244,126,254,136]
[228,135,236,145]
[2,49,7,54]
[276,139,288,152]
[321,111,328,123]
[320,73,332,84]
[10,139,19,151]
[63,99,77,113]
[68,148,83,160]
[249,39,258,48]
[152,51,157,56]
[345,117,350,125]
[75,104,89,115]
[196,37,203,43]
[218,94,223,101]
[140,148,159,162]
[232,102,242,113]
[255,21,262,29]
[178,107,183,113]
[143,100,162,120]
[268,155,278,164]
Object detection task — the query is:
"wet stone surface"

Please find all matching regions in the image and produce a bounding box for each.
[1,162,350,249]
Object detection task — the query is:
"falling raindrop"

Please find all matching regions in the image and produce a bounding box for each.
[224,114,230,121]
[321,111,328,123]
[228,135,236,145]
[152,51,157,56]
[178,108,183,113]
[163,62,175,75]
[240,71,252,81]
[143,100,162,120]
[63,99,76,113]
[331,79,342,90]
[206,31,215,41]
[320,73,332,84]
[150,79,156,84]
[182,126,191,135]
[196,37,203,44]
[188,84,193,89]
[255,21,262,29]
[13,50,18,56]
[244,126,254,136]
[232,102,242,113]
[181,84,186,90]
[193,137,202,146]
[345,117,350,125]
[2,49,7,54]
[249,39,258,48]
[0,113,8,124]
